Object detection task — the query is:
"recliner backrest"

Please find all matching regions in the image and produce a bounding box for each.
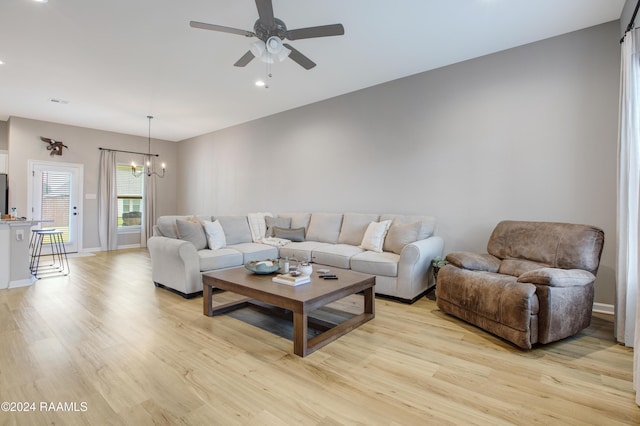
[487,220,604,274]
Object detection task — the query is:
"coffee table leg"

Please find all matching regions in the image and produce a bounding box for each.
[203,282,213,316]
[293,311,308,357]
[364,286,375,315]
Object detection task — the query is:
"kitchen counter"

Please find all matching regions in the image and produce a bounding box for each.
[0,220,49,289]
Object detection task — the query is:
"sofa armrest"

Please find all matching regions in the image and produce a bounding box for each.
[517,268,595,287]
[396,236,444,300]
[445,252,501,272]
[147,236,203,294]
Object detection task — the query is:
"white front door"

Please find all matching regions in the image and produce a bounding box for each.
[29,161,83,253]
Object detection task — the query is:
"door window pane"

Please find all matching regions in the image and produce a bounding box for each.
[40,171,71,242]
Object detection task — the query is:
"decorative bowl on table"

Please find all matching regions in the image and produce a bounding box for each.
[244,260,280,275]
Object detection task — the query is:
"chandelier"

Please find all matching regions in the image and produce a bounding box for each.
[131,115,165,178]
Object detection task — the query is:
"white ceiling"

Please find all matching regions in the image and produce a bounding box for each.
[0,0,625,142]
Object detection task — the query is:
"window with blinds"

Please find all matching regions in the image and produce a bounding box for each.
[116,164,144,228]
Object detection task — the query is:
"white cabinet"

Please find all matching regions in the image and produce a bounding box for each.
[0,151,7,174]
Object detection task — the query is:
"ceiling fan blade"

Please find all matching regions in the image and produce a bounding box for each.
[286,24,344,40]
[255,0,275,26]
[189,21,255,37]
[234,51,255,67]
[283,43,316,70]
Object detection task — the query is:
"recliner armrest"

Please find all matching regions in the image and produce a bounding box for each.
[445,252,501,272]
[517,268,595,287]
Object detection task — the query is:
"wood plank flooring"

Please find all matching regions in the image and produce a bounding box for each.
[0,248,637,425]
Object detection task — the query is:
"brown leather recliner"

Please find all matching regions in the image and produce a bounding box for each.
[436,220,605,349]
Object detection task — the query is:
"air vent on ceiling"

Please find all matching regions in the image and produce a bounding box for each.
[49,98,69,105]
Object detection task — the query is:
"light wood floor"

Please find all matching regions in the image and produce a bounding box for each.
[0,249,638,425]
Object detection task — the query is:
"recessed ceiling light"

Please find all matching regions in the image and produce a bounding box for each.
[33,0,48,3]
[0,60,4,66]
[255,80,265,87]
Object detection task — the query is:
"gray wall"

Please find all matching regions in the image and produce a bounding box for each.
[621,0,638,36]
[0,121,7,150]
[177,21,620,306]
[7,117,178,250]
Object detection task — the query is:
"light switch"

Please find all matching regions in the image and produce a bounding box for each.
[16,229,23,241]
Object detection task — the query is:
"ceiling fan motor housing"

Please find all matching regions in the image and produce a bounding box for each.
[254,17,287,41]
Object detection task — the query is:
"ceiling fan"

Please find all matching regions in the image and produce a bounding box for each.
[190,0,344,70]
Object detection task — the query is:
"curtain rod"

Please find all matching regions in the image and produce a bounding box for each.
[621,0,640,43]
[98,147,159,157]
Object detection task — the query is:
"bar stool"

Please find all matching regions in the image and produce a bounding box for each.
[30,229,70,278]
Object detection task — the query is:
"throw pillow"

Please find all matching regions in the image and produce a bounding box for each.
[202,219,226,250]
[265,216,291,237]
[383,221,422,254]
[360,220,392,253]
[176,219,207,250]
[273,226,305,242]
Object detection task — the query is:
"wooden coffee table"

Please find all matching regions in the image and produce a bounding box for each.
[202,267,375,357]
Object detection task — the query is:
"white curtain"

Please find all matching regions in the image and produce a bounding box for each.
[98,150,118,251]
[141,155,157,247]
[616,27,640,406]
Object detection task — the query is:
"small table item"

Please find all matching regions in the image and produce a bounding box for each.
[202,267,375,357]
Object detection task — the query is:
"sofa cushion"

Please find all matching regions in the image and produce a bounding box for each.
[380,214,436,240]
[202,219,226,250]
[278,213,311,232]
[216,216,252,245]
[306,213,343,244]
[338,213,380,246]
[228,243,279,263]
[487,220,605,274]
[499,258,549,277]
[176,219,207,250]
[265,216,291,237]
[157,216,180,238]
[383,221,422,254]
[312,244,365,269]
[157,215,210,239]
[198,248,243,271]
[273,227,305,242]
[279,241,332,262]
[360,220,392,253]
[350,251,399,277]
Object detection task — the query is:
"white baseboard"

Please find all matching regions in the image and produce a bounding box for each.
[593,303,614,315]
[81,245,142,252]
[9,276,36,288]
[117,244,141,250]
[81,247,102,253]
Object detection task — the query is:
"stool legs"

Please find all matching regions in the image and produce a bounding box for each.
[30,229,70,278]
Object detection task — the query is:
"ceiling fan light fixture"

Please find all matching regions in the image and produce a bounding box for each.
[266,36,283,54]
[278,46,291,62]
[250,40,265,57]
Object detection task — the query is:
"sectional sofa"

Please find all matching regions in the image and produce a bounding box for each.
[147,212,444,303]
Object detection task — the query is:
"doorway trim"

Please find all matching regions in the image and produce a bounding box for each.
[27,160,84,253]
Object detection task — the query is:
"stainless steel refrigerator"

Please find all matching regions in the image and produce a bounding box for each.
[0,173,7,214]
